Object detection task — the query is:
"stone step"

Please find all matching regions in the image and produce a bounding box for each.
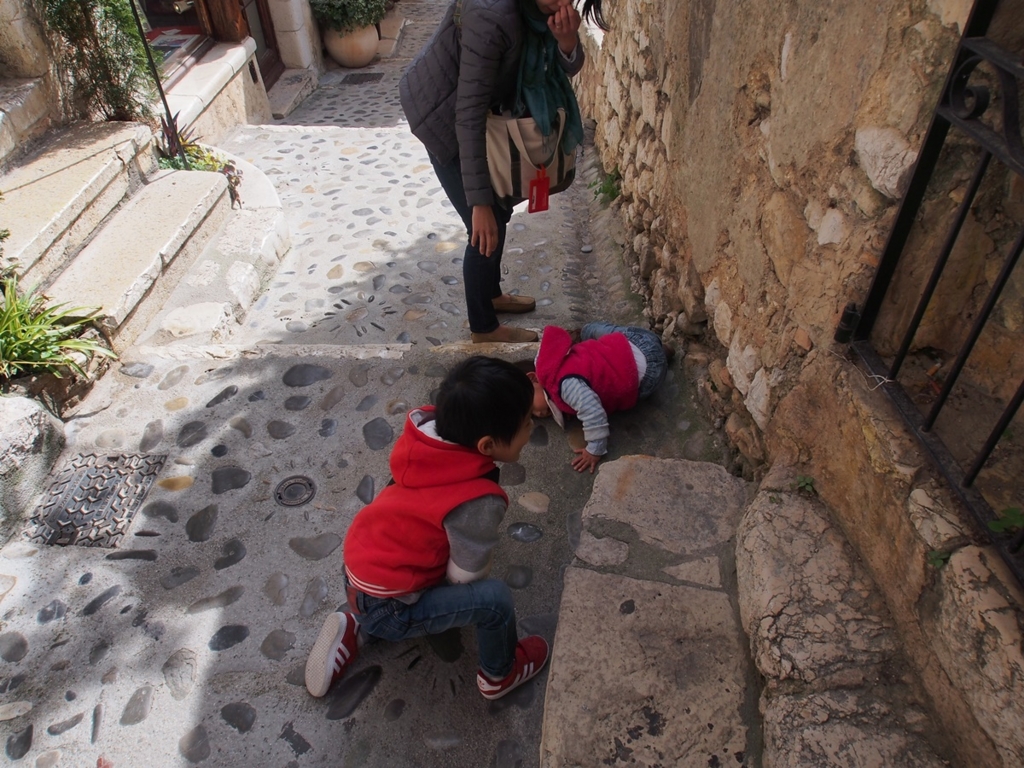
[268,68,318,120]
[46,169,229,353]
[131,149,291,347]
[541,456,756,767]
[735,466,950,766]
[0,77,52,168]
[0,122,157,287]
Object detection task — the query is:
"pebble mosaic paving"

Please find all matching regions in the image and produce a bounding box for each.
[0,1,718,765]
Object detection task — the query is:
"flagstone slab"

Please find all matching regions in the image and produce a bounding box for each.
[542,567,749,767]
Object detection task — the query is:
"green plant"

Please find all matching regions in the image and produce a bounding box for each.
[795,475,816,495]
[156,114,243,206]
[40,0,154,122]
[310,0,387,33]
[156,113,223,171]
[0,273,115,381]
[988,507,1024,534]
[926,550,951,569]
[590,167,621,204]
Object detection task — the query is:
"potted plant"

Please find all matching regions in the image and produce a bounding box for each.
[310,0,387,69]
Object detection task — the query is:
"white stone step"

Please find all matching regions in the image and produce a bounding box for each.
[541,456,755,767]
[0,122,157,286]
[130,148,290,348]
[46,169,229,352]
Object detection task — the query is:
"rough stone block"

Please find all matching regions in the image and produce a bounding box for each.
[855,127,918,200]
[737,491,898,687]
[727,336,759,396]
[713,300,733,346]
[924,545,1024,767]
[761,191,809,288]
[0,397,65,525]
[762,689,946,768]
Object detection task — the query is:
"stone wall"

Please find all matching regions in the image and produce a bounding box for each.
[576,0,1024,766]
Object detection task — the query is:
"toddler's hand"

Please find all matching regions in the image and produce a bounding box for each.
[571,448,600,474]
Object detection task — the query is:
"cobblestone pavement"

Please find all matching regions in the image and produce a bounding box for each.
[0,1,724,765]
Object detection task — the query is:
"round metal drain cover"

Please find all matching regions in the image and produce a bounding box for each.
[275,476,317,507]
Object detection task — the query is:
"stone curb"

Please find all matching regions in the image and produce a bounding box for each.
[736,486,949,766]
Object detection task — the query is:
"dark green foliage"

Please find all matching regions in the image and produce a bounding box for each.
[1,272,116,381]
[39,0,154,122]
[309,0,387,33]
[590,167,621,204]
[926,550,951,569]
[988,507,1024,534]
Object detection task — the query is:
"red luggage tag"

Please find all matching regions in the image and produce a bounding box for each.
[528,165,550,213]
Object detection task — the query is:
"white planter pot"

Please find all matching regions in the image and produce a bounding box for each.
[323,25,379,69]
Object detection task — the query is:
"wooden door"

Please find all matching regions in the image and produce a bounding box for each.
[239,0,284,89]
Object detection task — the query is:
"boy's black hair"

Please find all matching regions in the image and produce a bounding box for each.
[435,356,533,448]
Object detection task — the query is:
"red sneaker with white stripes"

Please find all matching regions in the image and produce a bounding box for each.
[476,635,550,700]
[305,612,360,697]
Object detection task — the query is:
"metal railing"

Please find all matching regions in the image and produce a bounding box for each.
[842,0,1024,584]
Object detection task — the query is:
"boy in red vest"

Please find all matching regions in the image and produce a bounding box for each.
[528,322,671,473]
[305,356,548,701]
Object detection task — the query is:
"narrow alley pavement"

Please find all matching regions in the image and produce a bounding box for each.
[0,1,746,766]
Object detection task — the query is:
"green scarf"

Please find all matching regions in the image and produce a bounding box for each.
[515,0,584,155]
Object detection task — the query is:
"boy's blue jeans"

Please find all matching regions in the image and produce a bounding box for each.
[581,322,668,398]
[351,577,518,679]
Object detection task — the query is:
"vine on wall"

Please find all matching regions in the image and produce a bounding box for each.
[37,0,153,122]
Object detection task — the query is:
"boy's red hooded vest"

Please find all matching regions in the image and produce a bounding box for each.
[535,325,638,415]
[343,407,507,598]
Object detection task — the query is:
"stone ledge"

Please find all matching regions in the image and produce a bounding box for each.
[163,38,259,129]
[767,356,1018,766]
[736,486,949,766]
[267,68,318,119]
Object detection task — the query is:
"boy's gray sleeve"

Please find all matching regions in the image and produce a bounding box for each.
[560,378,609,455]
[443,494,507,583]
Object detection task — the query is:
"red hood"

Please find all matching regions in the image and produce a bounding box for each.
[389,406,497,489]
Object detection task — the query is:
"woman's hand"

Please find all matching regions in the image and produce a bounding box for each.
[547,4,582,55]
[471,205,499,257]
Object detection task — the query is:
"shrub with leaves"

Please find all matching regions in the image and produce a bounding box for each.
[0,273,115,381]
[40,0,154,122]
[988,507,1024,534]
[157,112,224,170]
[590,167,621,204]
[310,0,387,33]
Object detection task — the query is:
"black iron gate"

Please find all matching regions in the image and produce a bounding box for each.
[842,0,1024,584]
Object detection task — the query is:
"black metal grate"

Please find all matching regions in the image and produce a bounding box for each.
[342,73,385,85]
[844,0,1024,584]
[26,454,167,547]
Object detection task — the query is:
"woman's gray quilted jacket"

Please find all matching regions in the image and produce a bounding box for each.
[399,0,584,208]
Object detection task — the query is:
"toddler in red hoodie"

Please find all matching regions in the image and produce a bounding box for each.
[304,356,547,701]
[528,322,671,473]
